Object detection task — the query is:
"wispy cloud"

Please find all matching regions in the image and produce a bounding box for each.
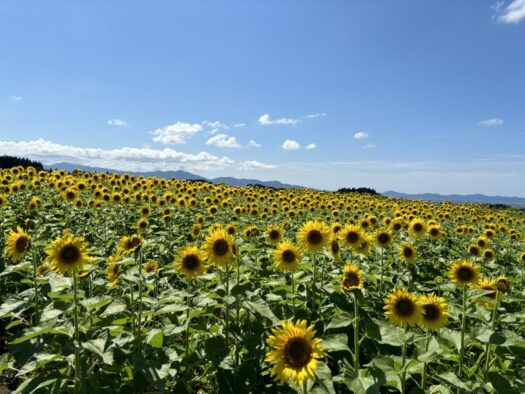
[354,131,368,140]
[362,143,376,150]
[233,123,246,128]
[305,112,326,119]
[305,143,316,150]
[258,113,299,126]
[8,95,22,102]
[282,139,301,150]
[0,139,234,172]
[107,118,127,127]
[239,160,276,170]
[151,122,203,145]
[495,0,525,23]
[206,133,241,148]
[248,139,261,148]
[478,118,504,126]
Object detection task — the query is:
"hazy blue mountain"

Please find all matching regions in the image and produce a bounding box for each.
[45,162,304,189]
[382,191,525,207]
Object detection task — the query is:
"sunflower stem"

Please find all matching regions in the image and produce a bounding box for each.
[352,291,360,376]
[421,331,430,390]
[225,263,230,349]
[185,279,191,358]
[235,261,241,367]
[73,270,81,393]
[458,286,468,380]
[31,249,40,326]
[379,248,384,294]
[483,291,498,381]
[302,379,309,394]
[319,256,326,312]
[291,272,296,320]
[401,325,408,394]
[136,249,143,355]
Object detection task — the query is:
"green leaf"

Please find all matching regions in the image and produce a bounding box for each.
[100,298,127,317]
[246,300,279,324]
[204,336,229,364]
[11,326,72,344]
[322,334,351,353]
[347,376,379,394]
[326,310,355,330]
[438,372,468,390]
[146,329,163,348]
[487,372,518,394]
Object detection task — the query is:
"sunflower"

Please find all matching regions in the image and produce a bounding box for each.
[143,260,158,275]
[339,224,363,249]
[118,234,143,255]
[495,276,511,293]
[398,242,417,264]
[474,278,499,308]
[483,248,495,260]
[384,288,423,327]
[45,231,93,274]
[265,320,326,386]
[273,241,302,272]
[468,244,481,257]
[408,219,427,239]
[266,225,283,246]
[428,225,443,240]
[106,253,123,286]
[520,252,525,264]
[340,263,363,292]
[5,226,30,262]
[203,228,235,269]
[137,217,148,233]
[175,245,207,278]
[354,236,372,255]
[374,229,393,248]
[36,263,52,277]
[296,220,330,253]
[329,237,341,261]
[418,294,450,330]
[448,260,481,287]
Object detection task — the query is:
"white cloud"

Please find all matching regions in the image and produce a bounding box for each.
[0,139,234,172]
[354,131,368,140]
[478,118,504,126]
[496,0,525,23]
[206,133,241,148]
[305,143,316,150]
[107,118,127,127]
[305,112,326,119]
[258,113,299,126]
[151,122,203,145]
[233,123,246,128]
[363,143,376,150]
[239,160,276,170]
[248,139,261,148]
[9,95,22,102]
[282,139,301,150]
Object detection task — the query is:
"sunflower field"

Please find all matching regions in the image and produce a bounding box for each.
[0,166,524,394]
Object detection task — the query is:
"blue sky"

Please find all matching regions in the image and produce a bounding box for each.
[1,1,524,195]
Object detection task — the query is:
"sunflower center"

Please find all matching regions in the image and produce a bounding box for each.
[430,228,439,236]
[403,247,413,258]
[413,223,423,232]
[395,298,415,317]
[183,254,200,271]
[307,230,323,245]
[331,241,339,254]
[343,272,359,287]
[269,230,280,240]
[282,250,296,263]
[15,236,29,253]
[378,233,390,244]
[284,337,312,368]
[212,239,229,256]
[456,266,474,282]
[346,232,359,244]
[422,304,440,321]
[59,244,81,265]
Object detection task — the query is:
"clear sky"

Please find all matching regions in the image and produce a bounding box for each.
[1,1,524,196]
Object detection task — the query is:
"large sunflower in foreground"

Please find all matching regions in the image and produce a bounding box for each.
[297,220,330,253]
[5,226,31,262]
[265,320,326,386]
[341,263,363,292]
[45,231,93,274]
[448,259,480,287]
[273,241,302,272]
[203,228,235,269]
[418,293,450,330]
[384,288,423,327]
[175,245,207,278]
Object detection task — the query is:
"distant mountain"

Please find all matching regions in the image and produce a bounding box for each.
[45,162,304,189]
[382,191,525,207]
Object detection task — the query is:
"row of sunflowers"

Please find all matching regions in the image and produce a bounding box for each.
[0,166,524,393]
